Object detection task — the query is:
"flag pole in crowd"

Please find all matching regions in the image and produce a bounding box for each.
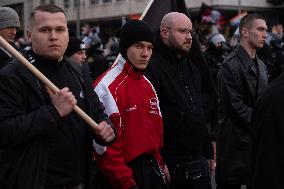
[140,0,154,20]
[0,36,99,130]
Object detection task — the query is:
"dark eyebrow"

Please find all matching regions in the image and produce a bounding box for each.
[257,26,268,31]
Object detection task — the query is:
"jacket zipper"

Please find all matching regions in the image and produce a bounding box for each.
[178,63,197,112]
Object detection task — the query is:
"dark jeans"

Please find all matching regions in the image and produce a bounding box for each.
[128,155,169,189]
[165,156,211,189]
[217,184,252,189]
[93,155,168,189]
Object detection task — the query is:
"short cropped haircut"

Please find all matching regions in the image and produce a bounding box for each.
[239,14,266,37]
[30,4,65,24]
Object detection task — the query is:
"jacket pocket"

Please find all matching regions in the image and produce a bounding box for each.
[170,160,203,183]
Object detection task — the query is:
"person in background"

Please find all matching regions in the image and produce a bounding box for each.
[65,37,88,82]
[145,12,213,189]
[86,35,109,81]
[0,7,20,69]
[105,40,119,67]
[93,20,169,189]
[258,21,284,81]
[204,33,232,168]
[81,23,95,49]
[0,4,116,189]
[216,14,268,189]
[205,33,231,85]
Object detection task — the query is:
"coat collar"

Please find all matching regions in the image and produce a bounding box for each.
[235,45,268,96]
[235,45,260,77]
[118,55,144,80]
[154,32,189,63]
[14,50,64,104]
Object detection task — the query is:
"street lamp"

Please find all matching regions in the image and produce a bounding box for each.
[75,0,81,38]
[238,0,241,14]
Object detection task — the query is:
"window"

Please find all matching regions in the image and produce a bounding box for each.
[103,0,111,3]
[74,0,80,7]
[40,0,46,4]
[90,0,99,5]
[50,0,55,4]
[64,0,70,8]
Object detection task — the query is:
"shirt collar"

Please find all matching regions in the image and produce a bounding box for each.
[118,55,144,80]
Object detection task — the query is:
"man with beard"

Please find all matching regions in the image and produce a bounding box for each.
[216,14,268,189]
[145,12,213,189]
[0,7,20,69]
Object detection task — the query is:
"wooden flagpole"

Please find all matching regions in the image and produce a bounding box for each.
[140,0,154,20]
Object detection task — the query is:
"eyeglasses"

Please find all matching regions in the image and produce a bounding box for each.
[166,27,194,35]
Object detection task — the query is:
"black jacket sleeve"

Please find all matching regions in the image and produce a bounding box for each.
[82,62,117,146]
[0,71,60,148]
[218,63,253,125]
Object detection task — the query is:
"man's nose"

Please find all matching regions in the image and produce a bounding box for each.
[83,53,87,59]
[185,32,192,39]
[49,30,58,39]
[141,47,150,57]
[82,52,87,60]
[264,32,268,38]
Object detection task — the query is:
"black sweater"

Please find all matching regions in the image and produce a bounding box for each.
[145,36,213,159]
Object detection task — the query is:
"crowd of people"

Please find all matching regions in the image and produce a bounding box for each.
[0,3,284,189]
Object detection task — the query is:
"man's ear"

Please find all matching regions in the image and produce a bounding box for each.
[241,28,249,38]
[160,27,169,39]
[26,30,31,39]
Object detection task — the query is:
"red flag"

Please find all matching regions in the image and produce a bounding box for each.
[142,0,217,97]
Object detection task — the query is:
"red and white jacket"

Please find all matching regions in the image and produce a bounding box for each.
[93,56,164,189]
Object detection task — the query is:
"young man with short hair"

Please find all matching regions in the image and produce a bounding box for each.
[216,14,269,189]
[0,4,116,189]
[93,20,169,189]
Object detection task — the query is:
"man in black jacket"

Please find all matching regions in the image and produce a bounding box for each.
[0,7,20,69]
[145,12,213,189]
[251,70,284,189]
[216,14,268,189]
[0,4,116,189]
